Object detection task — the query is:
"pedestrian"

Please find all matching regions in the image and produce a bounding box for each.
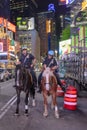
[37,50,65,93]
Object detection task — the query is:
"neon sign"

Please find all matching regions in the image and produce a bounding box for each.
[66,0,75,4]
[48,4,55,12]
[59,0,75,5]
[0,17,16,32]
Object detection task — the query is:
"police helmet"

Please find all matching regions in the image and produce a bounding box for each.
[22,46,27,50]
[48,50,54,56]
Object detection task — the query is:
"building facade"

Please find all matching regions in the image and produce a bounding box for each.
[10,0,40,62]
[10,0,38,25]
[37,11,58,57]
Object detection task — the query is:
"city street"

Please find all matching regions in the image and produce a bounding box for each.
[0,78,87,130]
[0,0,87,130]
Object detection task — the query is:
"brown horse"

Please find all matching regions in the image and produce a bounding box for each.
[41,67,59,119]
[15,65,35,116]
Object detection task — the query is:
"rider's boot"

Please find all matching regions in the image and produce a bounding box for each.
[56,77,66,92]
[58,81,65,92]
[61,85,65,92]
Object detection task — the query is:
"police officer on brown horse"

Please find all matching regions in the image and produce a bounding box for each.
[37,50,65,93]
[14,46,37,89]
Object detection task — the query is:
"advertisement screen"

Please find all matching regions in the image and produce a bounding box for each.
[16,17,35,31]
[66,0,75,4]
[0,17,16,32]
[59,0,75,5]
[59,39,71,56]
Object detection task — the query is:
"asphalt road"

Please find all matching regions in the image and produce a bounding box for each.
[0,79,87,130]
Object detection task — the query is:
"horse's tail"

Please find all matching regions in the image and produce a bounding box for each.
[30,84,35,97]
[27,72,35,97]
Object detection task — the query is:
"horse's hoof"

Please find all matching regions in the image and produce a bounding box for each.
[24,109,29,116]
[24,113,29,116]
[32,100,36,107]
[55,113,59,119]
[14,112,20,116]
[43,112,48,117]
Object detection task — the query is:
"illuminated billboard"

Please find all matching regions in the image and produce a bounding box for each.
[66,0,75,4]
[59,0,75,5]
[0,17,16,32]
[16,17,35,31]
[59,39,71,56]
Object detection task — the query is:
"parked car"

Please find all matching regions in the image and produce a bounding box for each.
[0,68,10,82]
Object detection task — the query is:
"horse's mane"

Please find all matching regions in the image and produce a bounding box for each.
[42,67,57,85]
[42,67,54,77]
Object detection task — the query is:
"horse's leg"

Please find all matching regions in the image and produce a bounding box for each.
[43,92,48,117]
[30,84,36,107]
[51,95,55,110]
[32,87,36,107]
[25,91,29,116]
[52,92,59,119]
[15,89,21,115]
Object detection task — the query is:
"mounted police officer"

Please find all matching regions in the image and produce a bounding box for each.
[13,46,37,88]
[37,50,65,93]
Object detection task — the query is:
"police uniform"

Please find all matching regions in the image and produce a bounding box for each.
[19,53,34,68]
[38,57,62,86]
[19,53,37,85]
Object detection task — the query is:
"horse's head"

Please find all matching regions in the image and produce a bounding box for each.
[42,67,53,77]
[42,67,56,91]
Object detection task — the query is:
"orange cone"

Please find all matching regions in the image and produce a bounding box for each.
[56,85,64,96]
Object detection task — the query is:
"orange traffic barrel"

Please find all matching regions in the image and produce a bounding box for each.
[64,85,77,110]
[61,80,66,86]
[56,85,64,97]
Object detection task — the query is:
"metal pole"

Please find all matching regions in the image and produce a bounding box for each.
[48,33,51,51]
